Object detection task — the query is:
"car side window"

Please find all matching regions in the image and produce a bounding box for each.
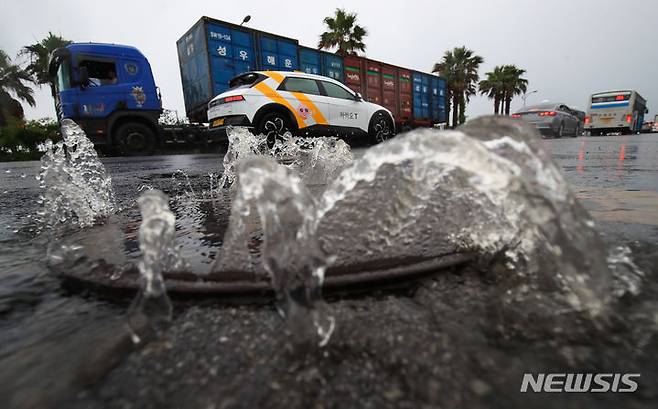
[280,77,321,95]
[321,81,355,100]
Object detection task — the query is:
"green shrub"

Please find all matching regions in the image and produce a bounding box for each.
[0,117,60,161]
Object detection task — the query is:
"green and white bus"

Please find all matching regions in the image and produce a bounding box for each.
[584,90,648,135]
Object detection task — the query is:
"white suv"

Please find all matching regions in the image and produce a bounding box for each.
[207,71,395,143]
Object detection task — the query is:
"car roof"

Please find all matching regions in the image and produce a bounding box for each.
[255,70,342,83]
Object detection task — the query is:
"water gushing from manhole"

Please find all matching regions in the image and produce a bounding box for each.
[217,127,352,190]
[128,189,187,343]
[214,157,335,346]
[36,119,116,231]
[218,118,627,324]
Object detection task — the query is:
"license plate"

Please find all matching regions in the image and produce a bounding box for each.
[212,118,224,127]
[601,117,612,122]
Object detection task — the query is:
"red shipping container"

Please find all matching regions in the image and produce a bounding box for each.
[343,55,365,96]
[342,56,422,127]
[365,59,382,105]
[398,69,412,122]
[381,64,398,118]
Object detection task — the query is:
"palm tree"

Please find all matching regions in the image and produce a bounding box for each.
[318,9,367,56]
[478,66,506,114]
[0,50,35,126]
[500,65,528,115]
[433,46,483,127]
[20,32,72,88]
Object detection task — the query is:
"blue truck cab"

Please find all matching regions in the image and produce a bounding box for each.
[48,43,163,154]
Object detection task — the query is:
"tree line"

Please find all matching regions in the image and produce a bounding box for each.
[0,33,70,159]
[0,33,71,127]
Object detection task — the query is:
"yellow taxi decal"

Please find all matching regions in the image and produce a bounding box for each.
[265,71,285,85]
[290,91,328,125]
[253,81,306,129]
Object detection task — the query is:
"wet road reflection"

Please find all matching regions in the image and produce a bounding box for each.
[547,132,658,192]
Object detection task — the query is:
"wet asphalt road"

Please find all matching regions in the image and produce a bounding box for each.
[546,132,658,242]
[0,131,657,409]
[3,132,655,241]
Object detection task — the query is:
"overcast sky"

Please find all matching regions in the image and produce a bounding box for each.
[2,0,657,121]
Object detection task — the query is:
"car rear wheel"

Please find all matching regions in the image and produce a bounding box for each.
[555,123,564,138]
[573,124,581,137]
[115,122,157,156]
[257,111,293,148]
[369,112,394,144]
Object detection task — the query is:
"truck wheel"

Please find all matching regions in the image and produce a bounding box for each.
[257,111,293,148]
[369,112,394,144]
[115,123,157,156]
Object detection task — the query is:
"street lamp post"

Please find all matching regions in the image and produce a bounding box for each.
[522,90,538,108]
[240,15,251,26]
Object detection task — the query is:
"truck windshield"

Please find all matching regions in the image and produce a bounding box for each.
[55,60,71,91]
[228,73,264,90]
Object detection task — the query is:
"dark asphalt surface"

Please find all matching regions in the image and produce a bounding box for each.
[0,132,657,409]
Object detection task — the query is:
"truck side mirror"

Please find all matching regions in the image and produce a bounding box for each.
[646,108,649,114]
[79,66,90,88]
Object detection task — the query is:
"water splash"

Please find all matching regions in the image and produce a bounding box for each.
[317,118,610,315]
[128,189,188,342]
[172,169,197,198]
[214,157,334,347]
[608,245,644,298]
[272,133,353,186]
[35,119,116,230]
[222,117,614,319]
[218,127,352,189]
[218,127,269,189]
[459,117,613,315]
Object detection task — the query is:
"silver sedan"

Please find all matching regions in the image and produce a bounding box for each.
[512,103,581,137]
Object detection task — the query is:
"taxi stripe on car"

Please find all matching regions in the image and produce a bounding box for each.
[252,72,329,128]
[290,91,328,125]
[265,71,285,85]
[253,81,306,129]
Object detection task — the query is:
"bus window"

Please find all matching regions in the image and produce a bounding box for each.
[592,94,630,103]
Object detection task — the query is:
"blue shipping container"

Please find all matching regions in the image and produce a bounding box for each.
[177,21,212,113]
[438,78,447,123]
[177,17,299,120]
[298,47,344,81]
[299,47,321,75]
[413,73,434,121]
[322,52,344,82]
[206,23,257,97]
[430,76,439,122]
[257,34,298,71]
[421,74,430,119]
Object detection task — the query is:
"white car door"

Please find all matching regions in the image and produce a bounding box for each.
[320,80,370,132]
[276,77,330,130]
